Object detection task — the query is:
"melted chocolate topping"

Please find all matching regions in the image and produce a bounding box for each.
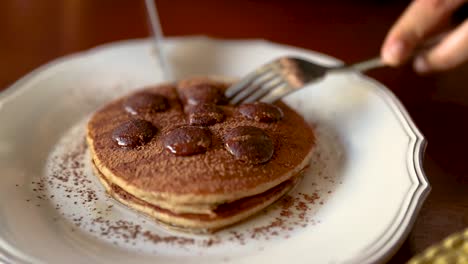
[179,83,226,105]
[187,104,225,126]
[238,102,284,122]
[163,126,212,156]
[112,119,157,148]
[224,126,274,164]
[123,92,169,115]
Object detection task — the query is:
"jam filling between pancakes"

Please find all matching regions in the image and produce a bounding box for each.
[95,161,298,221]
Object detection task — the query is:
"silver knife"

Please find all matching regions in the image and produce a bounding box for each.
[144,0,171,81]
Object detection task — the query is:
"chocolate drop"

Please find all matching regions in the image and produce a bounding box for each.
[187,104,225,126]
[112,119,157,149]
[238,102,283,123]
[123,92,169,115]
[179,84,226,105]
[163,126,212,156]
[224,126,274,164]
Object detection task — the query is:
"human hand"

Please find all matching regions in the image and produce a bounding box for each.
[381,0,468,73]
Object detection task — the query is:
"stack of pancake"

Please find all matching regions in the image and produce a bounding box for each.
[86,77,315,233]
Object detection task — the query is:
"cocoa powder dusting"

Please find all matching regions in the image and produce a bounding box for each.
[30,118,336,252]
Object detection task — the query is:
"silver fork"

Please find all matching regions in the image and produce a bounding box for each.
[225,56,384,105]
[225,32,449,105]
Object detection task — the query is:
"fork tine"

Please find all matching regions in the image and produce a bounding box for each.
[241,79,286,104]
[258,83,295,104]
[225,63,276,99]
[229,71,279,105]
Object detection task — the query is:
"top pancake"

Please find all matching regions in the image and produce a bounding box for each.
[87,77,315,204]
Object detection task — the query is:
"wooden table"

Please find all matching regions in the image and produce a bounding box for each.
[1,0,467,262]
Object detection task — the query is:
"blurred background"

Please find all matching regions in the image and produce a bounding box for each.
[1,0,467,263]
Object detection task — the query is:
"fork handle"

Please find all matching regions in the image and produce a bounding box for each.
[347,57,385,72]
[330,57,385,74]
[339,32,447,73]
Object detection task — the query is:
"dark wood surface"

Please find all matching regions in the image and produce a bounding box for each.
[1,1,467,262]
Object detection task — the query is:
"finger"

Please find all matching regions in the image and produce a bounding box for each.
[381,0,467,66]
[414,19,468,73]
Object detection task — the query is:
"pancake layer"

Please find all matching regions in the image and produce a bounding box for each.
[87,77,315,231]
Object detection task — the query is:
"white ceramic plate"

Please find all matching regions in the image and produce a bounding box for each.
[0,37,430,264]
